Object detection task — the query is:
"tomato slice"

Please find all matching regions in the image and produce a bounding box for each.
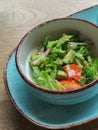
[59,79,81,90]
[63,64,82,81]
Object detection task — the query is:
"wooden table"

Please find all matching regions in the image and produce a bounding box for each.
[1,0,98,129]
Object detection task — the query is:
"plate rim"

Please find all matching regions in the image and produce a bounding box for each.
[3,5,98,129]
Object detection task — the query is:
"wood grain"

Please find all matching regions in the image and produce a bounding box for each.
[0,0,98,129]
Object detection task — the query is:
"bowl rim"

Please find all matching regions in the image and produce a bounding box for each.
[16,17,98,94]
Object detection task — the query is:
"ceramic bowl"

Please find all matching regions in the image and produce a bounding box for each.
[16,18,98,105]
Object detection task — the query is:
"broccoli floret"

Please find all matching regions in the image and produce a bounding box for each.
[83,59,98,84]
[47,41,58,49]
[50,69,57,79]
[78,46,89,56]
[54,58,63,66]
[83,67,95,84]
[61,34,75,42]
[91,59,98,78]
[51,47,65,57]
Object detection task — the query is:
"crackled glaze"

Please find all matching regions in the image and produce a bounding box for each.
[5,51,98,129]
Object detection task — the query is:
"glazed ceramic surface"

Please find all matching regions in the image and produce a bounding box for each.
[4,6,98,129]
[16,7,98,105]
[5,50,98,129]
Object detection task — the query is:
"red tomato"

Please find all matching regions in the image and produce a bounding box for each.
[59,79,81,90]
[63,64,82,81]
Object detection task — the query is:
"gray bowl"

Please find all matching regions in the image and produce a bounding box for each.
[16,18,98,105]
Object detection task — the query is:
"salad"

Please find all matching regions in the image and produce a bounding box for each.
[29,33,98,91]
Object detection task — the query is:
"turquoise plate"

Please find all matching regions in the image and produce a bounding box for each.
[4,5,98,129]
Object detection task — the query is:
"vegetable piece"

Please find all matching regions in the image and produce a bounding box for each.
[69,42,87,49]
[47,41,58,49]
[32,67,62,90]
[32,66,45,87]
[63,64,82,81]
[80,76,86,86]
[83,67,95,84]
[59,79,81,90]
[51,47,65,57]
[75,58,83,68]
[32,48,50,65]
[63,50,75,64]
[69,42,78,49]
[54,58,63,66]
[75,53,89,67]
[57,70,67,80]
[50,68,57,79]
[43,35,50,51]
[78,46,89,56]
[91,59,98,76]
[61,34,75,42]
[87,56,92,65]
[41,71,61,90]
[83,59,98,84]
